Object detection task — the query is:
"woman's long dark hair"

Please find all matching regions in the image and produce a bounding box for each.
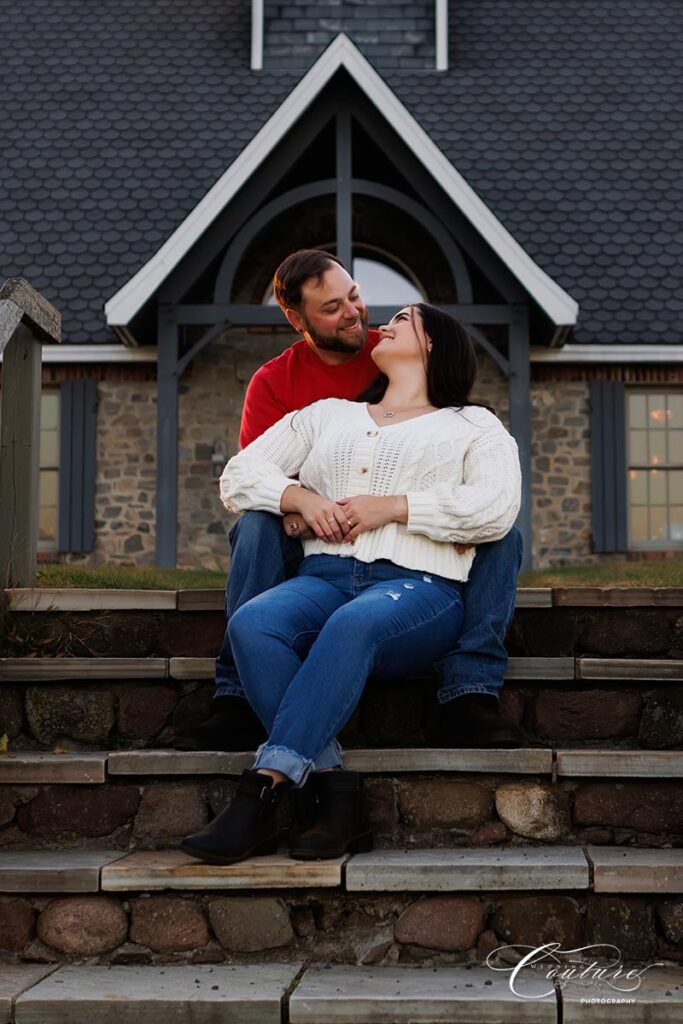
[357,303,492,413]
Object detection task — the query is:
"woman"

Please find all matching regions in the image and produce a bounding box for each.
[181,304,521,865]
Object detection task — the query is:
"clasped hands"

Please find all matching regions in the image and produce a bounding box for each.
[280,485,473,554]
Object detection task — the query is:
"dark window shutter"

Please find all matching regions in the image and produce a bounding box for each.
[590,380,627,553]
[58,380,97,553]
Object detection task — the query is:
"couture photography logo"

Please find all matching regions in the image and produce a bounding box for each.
[486,942,664,1002]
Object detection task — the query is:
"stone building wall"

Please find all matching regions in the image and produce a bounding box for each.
[530,381,593,567]
[89,377,158,565]
[176,328,293,569]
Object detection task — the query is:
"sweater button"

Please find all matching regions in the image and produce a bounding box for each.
[360,467,368,474]
[366,430,378,437]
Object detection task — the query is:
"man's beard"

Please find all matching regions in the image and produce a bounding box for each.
[304,308,369,353]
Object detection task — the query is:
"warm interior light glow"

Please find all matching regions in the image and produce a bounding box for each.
[650,408,671,422]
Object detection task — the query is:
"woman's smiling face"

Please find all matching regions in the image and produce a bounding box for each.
[372,305,432,370]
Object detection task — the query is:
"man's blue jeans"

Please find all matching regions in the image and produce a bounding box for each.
[228,555,464,784]
[215,511,523,702]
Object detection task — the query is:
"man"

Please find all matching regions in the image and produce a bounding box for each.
[174,248,525,751]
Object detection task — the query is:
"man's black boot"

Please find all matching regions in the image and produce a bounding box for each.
[172,695,267,752]
[180,769,290,865]
[439,693,527,749]
[289,771,373,860]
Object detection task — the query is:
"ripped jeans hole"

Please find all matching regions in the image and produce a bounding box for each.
[422,575,432,583]
[402,583,415,590]
[385,590,402,601]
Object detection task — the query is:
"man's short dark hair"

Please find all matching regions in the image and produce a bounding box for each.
[273,249,346,312]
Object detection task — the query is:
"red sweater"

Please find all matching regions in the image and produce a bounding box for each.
[240,330,381,447]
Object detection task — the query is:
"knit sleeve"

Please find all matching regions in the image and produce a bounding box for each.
[219,405,318,515]
[405,426,521,543]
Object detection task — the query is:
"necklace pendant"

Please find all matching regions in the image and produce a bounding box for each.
[383,411,395,418]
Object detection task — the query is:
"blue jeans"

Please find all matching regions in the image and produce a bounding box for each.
[228,555,464,784]
[215,511,522,701]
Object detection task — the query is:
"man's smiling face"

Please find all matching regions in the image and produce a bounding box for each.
[290,262,369,354]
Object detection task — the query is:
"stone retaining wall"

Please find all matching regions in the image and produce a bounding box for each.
[1,774,681,851]
[0,889,680,965]
[0,680,682,752]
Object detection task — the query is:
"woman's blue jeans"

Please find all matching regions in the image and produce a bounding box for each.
[228,555,464,785]
[215,511,522,704]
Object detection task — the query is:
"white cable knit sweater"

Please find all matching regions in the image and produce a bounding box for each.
[220,399,521,582]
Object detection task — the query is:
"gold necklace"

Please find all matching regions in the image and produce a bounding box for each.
[378,402,433,419]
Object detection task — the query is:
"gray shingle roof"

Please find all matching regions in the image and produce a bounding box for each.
[2,0,682,344]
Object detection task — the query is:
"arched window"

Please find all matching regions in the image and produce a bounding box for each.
[264,247,426,305]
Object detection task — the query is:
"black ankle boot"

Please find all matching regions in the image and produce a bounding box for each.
[289,771,373,861]
[173,695,267,752]
[288,773,319,844]
[439,693,527,749]
[180,770,290,865]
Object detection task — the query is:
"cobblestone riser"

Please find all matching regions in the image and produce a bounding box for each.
[1,888,681,967]
[2,678,682,750]
[1,775,681,851]
[2,605,682,659]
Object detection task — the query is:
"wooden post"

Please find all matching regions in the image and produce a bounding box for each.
[0,278,61,588]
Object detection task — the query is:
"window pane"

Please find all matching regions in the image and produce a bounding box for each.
[650,506,668,541]
[648,394,669,428]
[39,505,57,543]
[629,430,647,464]
[668,430,683,465]
[41,393,59,431]
[649,469,667,505]
[628,469,647,504]
[628,393,647,429]
[648,431,667,466]
[670,470,683,504]
[670,507,683,542]
[630,506,648,543]
[40,469,58,506]
[40,429,59,467]
[352,257,424,304]
[669,394,683,430]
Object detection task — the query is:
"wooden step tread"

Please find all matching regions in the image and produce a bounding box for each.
[12,964,301,1024]
[0,966,55,1024]
[556,750,683,777]
[0,658,167,681]
[107,747,553,777]
[101,850,347,891]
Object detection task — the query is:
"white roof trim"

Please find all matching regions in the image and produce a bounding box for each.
[251,0,264,71]
[435,0,449,71]
[105,34,579,329]
[531,344,683,364]
[0,344,158,364]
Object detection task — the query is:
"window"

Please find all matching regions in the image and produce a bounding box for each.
[264,250,425,306]
[627,390,683,548]
[39,391,60,551]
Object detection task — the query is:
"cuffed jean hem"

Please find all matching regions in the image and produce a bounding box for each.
[252,739,344,786]
[438,680,503,703]
[214,683,247,699]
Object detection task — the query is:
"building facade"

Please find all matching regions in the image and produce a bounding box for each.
[2,1,682,571]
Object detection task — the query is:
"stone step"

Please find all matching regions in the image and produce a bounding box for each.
[0,851,126,893]
[289,964,683,1023]
[0,967,55,1024]
[8,585,683,612]
[0,658,168,681]
[12,963,301,1024]
[5,847,681,896]
[4,654,681,684]
[290,964,557,1022]
[3,962,682,1024]
[7,748,683,786]
[556,750,683,777]
[345,847,591,892]
[101,850,347,891]
[588,846,683,893]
